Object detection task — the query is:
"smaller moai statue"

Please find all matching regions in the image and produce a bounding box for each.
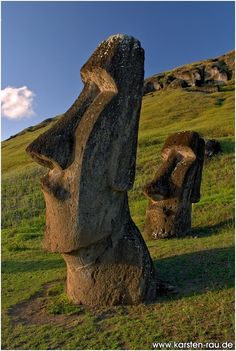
[143,131,205,239]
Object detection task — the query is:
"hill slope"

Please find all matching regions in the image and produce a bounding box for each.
[2,54,235,349]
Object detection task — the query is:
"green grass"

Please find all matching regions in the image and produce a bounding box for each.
[2,85,234,349]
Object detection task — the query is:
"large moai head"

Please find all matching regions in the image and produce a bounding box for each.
[143,131,205,239]
[26,35,157,306]
[26,34,144,253]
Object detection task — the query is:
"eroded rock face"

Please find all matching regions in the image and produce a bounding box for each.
[143,131,205,239]
[143,50,234,95]
[26,34,157,306]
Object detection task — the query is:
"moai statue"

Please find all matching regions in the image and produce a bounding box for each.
[26,34,157,306]
[143,131,205,239]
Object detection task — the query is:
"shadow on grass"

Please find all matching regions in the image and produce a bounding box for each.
[2,246,234,304]
[154,246,234,301]
[2,258,65,274]
[191,218,234,238]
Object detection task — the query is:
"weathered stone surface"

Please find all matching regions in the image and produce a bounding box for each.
[143,131,205,239]
[168,78,189,89]
[26,34,157,306]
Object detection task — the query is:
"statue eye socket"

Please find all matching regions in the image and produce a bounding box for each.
[41,175,70,201]
[52,185,70,201]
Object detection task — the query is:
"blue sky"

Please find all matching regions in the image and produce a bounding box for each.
[1,1,235,140]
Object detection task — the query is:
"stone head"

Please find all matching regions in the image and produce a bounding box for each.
[26,34,144,252]
[143,131,205,238]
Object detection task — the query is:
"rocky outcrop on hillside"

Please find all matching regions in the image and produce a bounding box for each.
[143,50,235,95]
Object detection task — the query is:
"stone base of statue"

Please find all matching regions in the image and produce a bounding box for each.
[63,218,157,306]
[144,199,192,239]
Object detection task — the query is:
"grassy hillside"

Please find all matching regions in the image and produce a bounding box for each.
[2,82,234,349]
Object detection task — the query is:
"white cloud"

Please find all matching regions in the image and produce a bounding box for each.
[1,86,35,120]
